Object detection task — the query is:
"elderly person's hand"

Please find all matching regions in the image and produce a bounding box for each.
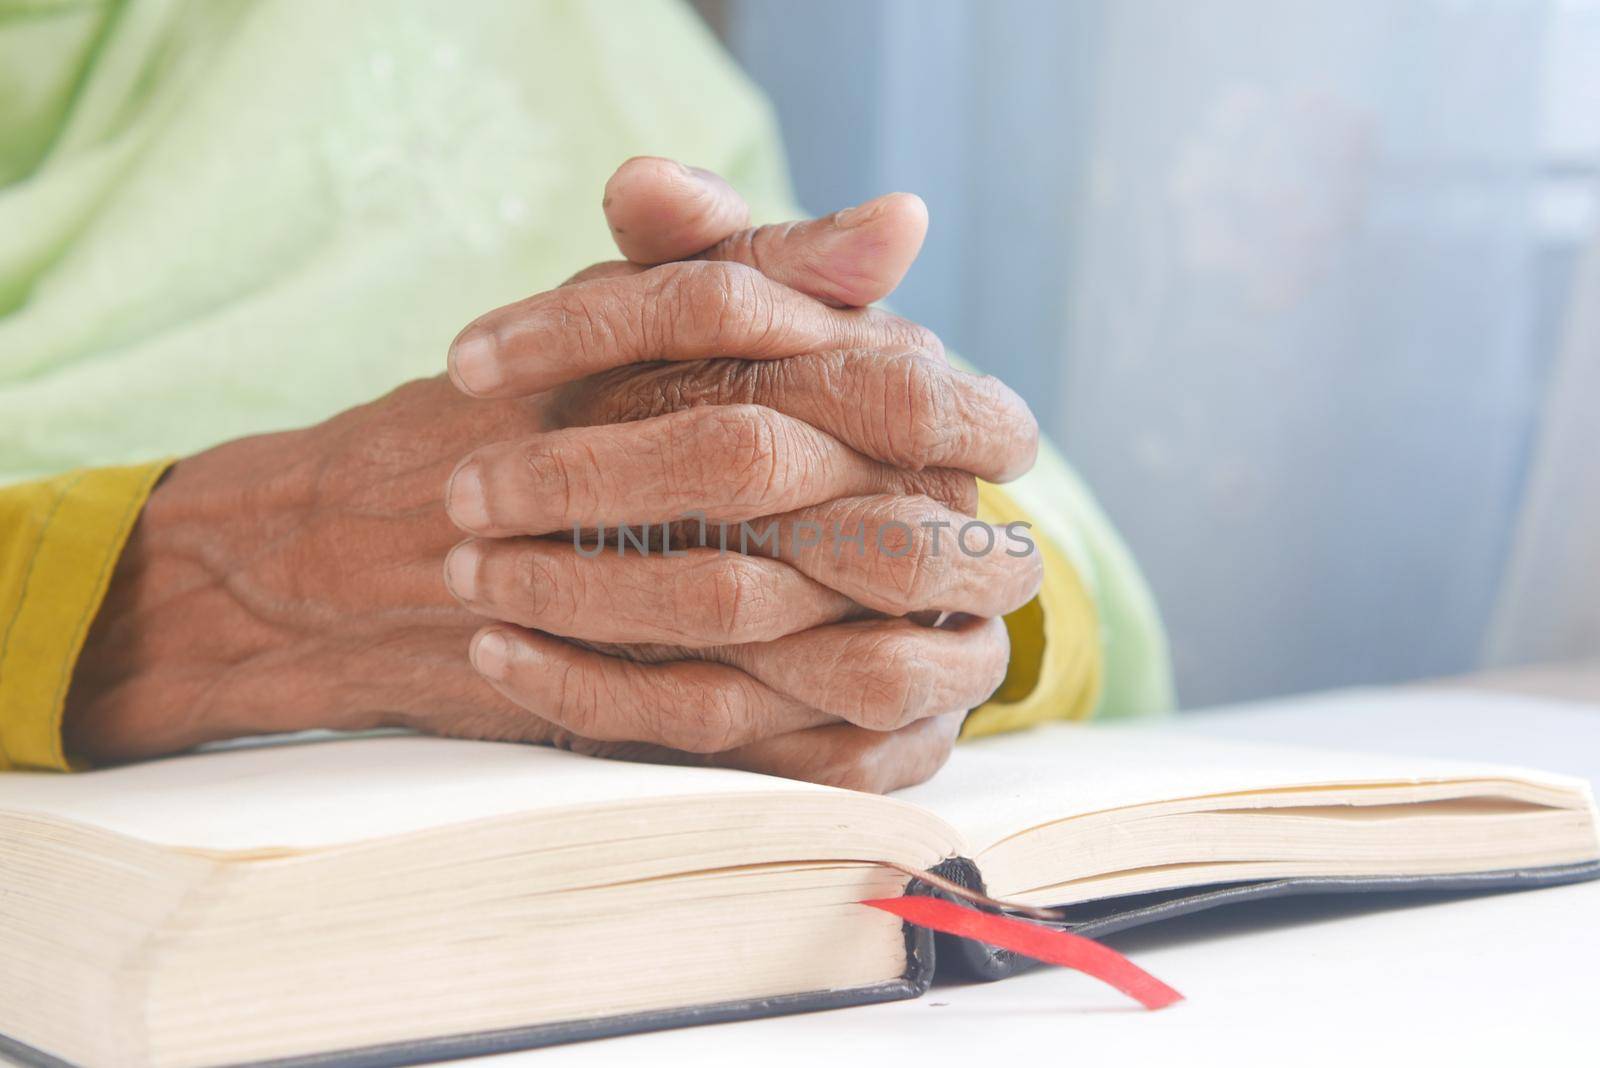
[64,162,1040,791]
[440,159,1042,786]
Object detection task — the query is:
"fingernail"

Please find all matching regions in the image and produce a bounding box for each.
[447,463,491,531]
[444,541,480,601]
[683,164,718,188]
[449,327,501,396]
[472,630,512,680]
[834,197,883,229]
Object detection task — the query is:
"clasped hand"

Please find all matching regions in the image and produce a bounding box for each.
[66,159,1042,792]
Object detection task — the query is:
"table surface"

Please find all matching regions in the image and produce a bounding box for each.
[510,686,1600,1067]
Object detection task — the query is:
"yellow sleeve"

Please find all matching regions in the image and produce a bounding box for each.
[961,481,1104,740]
[0,461,170,771]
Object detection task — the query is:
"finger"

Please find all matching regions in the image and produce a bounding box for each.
[602,158,926,307]
[639,465,973,524]
[443,537,856,647]
[553,348,1038,483]
[603,157,751,265]
[697,193,928,307]
[445,404,944,535]
[447,260,939,398]
[570,194,928,309]
[563,260,643,286]
[765,495,1045,618]
[718,615,1010,731]
[704,712,964,793]
[468,626,831,753]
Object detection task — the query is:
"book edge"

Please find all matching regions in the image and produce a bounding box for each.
[0,885,941,1068]
[10,860,1596,1066]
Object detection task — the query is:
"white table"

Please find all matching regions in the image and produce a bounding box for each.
[509,688,1600,1067]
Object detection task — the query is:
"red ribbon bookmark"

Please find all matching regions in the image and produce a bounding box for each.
[862,896,1184,1010]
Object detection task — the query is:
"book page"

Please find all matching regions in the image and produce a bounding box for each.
[0,733,837,851]
[895,721,1595,852]
[8,719,1590,860]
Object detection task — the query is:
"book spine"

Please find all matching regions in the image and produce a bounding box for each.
[911,857,1017,982]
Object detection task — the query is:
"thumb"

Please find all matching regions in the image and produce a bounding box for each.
[603,156,752,265]
[700,193,928,308]
[603,157,928,307]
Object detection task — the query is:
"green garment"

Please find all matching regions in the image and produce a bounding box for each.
[0,0,1172,718]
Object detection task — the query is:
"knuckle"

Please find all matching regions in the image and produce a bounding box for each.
[663,260,757,332]
[966,374,1040,480]
[847,634,926,730]
[698,260,785,351]
[903,540,953,609]
[869,500,951,611]
[909,322,944,356]
[619,668,681,747]
[640,263,703,350]
[520,441,583,521]
[696,556,773,642]
[551,284,634,360]
[700,404,786,502]
[551,659,607,739]
[879,554,926,615]
[881,352,959,468]
[696,258,762,302]
[514,550,578,626]
[646,258,809,358]
[871,543,919,611]
[665,679,745,754]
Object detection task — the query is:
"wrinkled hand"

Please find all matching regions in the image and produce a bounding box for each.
[64,161,1041,792]
[440,160,1041,779]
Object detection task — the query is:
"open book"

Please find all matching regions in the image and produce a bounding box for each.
[2,723,1596,1068]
